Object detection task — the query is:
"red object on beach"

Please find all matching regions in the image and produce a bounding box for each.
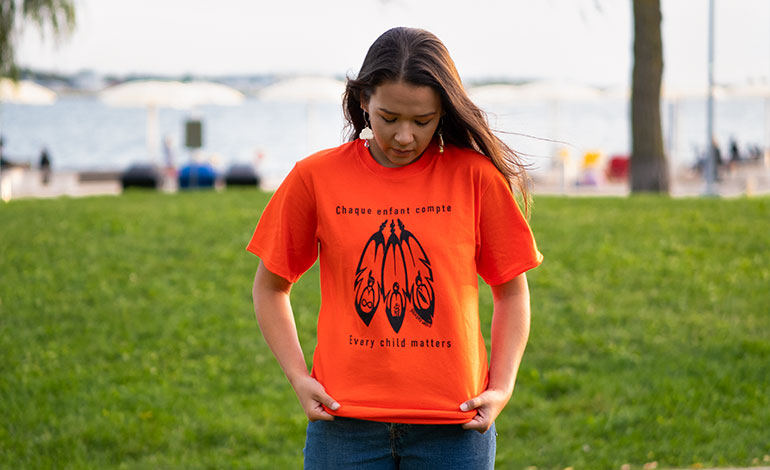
[606,155,630,182]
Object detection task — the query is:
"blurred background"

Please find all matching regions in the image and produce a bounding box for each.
[1,0,769,195]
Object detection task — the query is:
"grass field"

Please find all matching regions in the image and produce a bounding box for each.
[1,189,768,469]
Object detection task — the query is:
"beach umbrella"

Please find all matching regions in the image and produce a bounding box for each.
[718,82,770,99]
[100,80,244,108]
[515,80,602,102]
[259,76,346,153]
[99,80,245,158]
[258,76,346,104]
[0,78,57,105]
[467,80,602,106]
[466,84,529,107]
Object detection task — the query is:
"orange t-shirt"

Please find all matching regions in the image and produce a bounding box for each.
[247,139,542,424]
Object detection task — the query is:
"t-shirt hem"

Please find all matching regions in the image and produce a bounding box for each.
[325,404,476,425]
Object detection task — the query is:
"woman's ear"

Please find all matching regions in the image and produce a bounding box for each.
[359,89,371,112]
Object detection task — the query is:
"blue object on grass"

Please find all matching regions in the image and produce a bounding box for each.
[178,162,216,189]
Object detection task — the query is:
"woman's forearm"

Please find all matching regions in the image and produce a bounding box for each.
[487,273,531,397]
[460,273,532,432]
[252,262,310,385]
[252,262,339,421]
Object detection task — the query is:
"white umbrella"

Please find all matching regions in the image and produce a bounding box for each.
[99,80,245,158]
[661,83,728,101]
[515,80,602,102]
[0,78,57,105]
[467,80,602,106]
[719,82,770,99]
[259,76,346,154]
[466,84,528,107]
[100,80,244,108]
[258,76,346,104]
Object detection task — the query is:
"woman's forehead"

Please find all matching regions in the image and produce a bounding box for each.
[370,81,441,115]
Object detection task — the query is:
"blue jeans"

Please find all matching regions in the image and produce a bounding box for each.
[303,417,496,469]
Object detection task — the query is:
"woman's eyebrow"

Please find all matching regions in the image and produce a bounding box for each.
[377,107,438,118]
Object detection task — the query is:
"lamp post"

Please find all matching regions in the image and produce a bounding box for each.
[704,0,718,196]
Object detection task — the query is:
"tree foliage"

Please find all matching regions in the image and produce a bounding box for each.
[0,0,75,79]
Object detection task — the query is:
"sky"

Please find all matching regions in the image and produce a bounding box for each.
[16,0,770,89]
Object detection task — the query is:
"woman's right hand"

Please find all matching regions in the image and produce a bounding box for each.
[291,374,340,422]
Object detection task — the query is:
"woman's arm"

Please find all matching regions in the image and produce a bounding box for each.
[461,272,531,433]
[252,261,340,421]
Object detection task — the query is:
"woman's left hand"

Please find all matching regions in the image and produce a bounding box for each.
[460,388,510,433]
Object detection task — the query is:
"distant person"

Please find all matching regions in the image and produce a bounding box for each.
[749,144,762,161]
[162,135,175,170]
[248,27,542,469]
[0,135,8,169]
[39,147,51,185]
[708,138,723,182]
[729,137,740,163]
[727,137,741,174]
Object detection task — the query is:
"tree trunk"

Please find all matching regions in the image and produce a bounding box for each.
[631,0,669,193]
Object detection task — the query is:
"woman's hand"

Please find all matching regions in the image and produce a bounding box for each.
[460,388,510,433]
[291,374,340,422]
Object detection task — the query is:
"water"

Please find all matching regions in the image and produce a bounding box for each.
[2,94,767,184]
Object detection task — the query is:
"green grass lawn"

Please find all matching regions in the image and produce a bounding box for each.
[1,190,768,469]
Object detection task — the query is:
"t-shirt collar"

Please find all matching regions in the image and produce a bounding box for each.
[355,138,440,178]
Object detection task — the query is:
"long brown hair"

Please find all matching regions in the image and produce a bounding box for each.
[343,27,531,211]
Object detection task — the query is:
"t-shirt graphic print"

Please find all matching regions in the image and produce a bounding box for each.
[354,218,435,333]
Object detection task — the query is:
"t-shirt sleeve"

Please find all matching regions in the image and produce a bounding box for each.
[475,172,543,286]
[246,163,318,283]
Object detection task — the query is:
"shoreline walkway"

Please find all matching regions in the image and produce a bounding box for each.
[1,162,769,202]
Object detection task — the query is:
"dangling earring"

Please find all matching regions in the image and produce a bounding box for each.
[360,111,374,147]
[437,121,444,154]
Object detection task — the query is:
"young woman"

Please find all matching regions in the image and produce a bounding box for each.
[249,27,542,469]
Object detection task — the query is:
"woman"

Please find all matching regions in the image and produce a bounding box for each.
[249,27,542,469]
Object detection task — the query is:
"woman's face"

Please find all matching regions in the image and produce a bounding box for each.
[362,81,442,167]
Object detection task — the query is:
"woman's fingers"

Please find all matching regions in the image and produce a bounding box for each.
[295,376,340,421]
[460,396,479,412]
[460,390,507,433]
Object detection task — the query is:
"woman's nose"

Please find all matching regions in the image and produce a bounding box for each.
[394,125,414,146]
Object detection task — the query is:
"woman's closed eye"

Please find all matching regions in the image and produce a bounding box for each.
[380,116,431,126]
